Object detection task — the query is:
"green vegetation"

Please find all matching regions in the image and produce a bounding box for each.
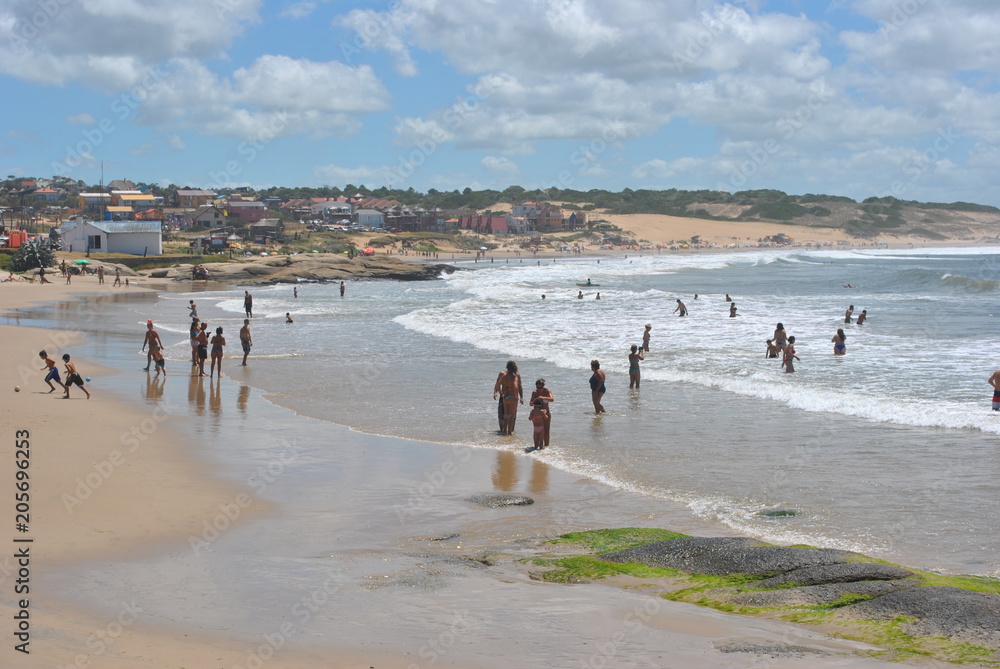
[550,528,689,553]
[8,239,55,271]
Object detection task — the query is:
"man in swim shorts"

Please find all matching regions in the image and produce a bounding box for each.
[240,319,252,366]
[990,370,1000,411]
[674,299,687,317]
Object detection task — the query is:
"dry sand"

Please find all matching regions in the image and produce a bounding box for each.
[0,278,944,668]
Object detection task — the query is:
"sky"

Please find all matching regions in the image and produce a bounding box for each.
[1,0,998,206]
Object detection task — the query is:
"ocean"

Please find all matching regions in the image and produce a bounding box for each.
[21,247,1000,578]
[138,245,998,577]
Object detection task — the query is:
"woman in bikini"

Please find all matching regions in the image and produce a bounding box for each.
[493,360,523,435]
[832,328,846,355]
[628,344,644,389]
[589,359,607,414]
[210,326,226,377]
[782,336,800,373]
[773,322,788,355]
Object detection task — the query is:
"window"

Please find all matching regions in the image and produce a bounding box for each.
[88,235,102,250]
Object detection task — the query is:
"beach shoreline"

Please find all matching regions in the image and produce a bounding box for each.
[0,278,983,668]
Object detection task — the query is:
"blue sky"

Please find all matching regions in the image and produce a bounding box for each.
[2,0,998,205]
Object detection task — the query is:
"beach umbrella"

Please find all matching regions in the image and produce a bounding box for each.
[74,259,90,264]
[480,246,488,250]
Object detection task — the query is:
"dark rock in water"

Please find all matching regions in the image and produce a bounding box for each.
[727,579,914,607]
[750,562,914,588]
[600,537,854,576]
[148,269,169,278]
[842,586,1000,648]
[466,493,534,508]
[761,508,799,517]
[714,639,830,656]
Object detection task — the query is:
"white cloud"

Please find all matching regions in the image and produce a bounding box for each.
[66,113,97,126]
[280,1,317,19]
[129,143,156,157]
[168,134,187,150]
[481,156,519,175]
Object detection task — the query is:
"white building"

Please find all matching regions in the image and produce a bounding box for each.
[60,220,163,255]
[355,209,384,227]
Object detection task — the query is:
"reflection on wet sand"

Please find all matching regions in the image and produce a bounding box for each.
[528,458,549,495]
[492,451,517,491]
[188,375,206,415]
[209,377,222,416]
[145,373,164,401]
[237,385,250,414]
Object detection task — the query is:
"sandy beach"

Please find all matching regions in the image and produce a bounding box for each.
[0,276,967,668]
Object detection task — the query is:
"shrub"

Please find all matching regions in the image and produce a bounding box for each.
[9,239,56,272]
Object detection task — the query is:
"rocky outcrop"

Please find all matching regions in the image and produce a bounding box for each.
[135,254,456,284]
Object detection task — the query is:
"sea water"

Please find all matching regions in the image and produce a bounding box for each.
[31,247,1000,576]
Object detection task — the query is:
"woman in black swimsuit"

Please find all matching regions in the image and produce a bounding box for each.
[589,359,606,414]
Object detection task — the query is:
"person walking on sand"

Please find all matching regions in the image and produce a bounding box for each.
[239,318,252,366]
[142,320,164,371]
[528,400,549,450]
[856,309,867,326]
[493,360,523,435]
[39,350,65,393]
[832,328,847,355]
[38,266,51,283]
[210,326,226,377]
[530,378,554,447]
[65,266,72,284]
[844,304,854,324]
[244,291,253,318]
[97,265,104,285]
[190,317,201,367]
[674,299,687,317]
[642,324,651,352]
[113,268,121,287]
[589,359,607,414]
[782,336,800,373]
[628,344,644,389]
[990,370,1000,411]
[773,322,788,355]
[62,353,90,399]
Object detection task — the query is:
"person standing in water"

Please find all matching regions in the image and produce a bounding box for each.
[990,370,1000,411]
[832,328,847,355]
[773,322,788,355]
[729,302,738,318]
[856,309,867,325]
[589,360,607,414]
[530,379,554,447]
[244,291,253,318]
[528,400,549,450]
[782,336,800,373]
[493,360,523,435]
[628,344,644,389]
[844,304,854,324]
[642,324,651,352]
[239,319,252,366]
[142,320,164,371]
[765,339,779,358]
[340,281,345,297]
[674,299,687,316]
[210,327,226,377]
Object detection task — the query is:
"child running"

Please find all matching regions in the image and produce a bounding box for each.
[39,350,65,393]
[62,354,91,399]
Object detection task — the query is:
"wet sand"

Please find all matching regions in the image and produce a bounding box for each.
[0,277,943,668]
